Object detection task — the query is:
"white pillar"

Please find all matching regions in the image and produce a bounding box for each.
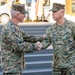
[7,0,13,7]
[30,0,36,21]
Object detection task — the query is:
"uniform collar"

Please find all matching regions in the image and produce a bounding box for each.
[54,18,68,29]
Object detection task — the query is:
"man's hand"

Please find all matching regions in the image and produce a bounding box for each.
[36,41,43,51]
[43,34,46,39]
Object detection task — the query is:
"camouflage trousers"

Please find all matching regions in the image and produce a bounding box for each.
[52,67,75,75]
[3,72,22,75]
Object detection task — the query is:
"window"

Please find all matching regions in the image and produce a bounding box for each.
[72,3,75,12]
[1,2,6,6]
[72,0,75,13]
[0,0,6,6]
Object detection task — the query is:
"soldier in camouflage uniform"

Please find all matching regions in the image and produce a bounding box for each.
[35,3,75,75]
[1,4,43,75]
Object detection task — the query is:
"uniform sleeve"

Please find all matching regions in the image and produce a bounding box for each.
[41,27,52,49]
[72,22,75,39]
[5,30,35,53]
[21,29,44,43]
[33,27,52,50]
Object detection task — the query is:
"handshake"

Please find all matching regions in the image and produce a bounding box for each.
[35,34,46,51]
[35,41,43,51]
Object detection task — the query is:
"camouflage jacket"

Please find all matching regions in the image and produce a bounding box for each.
[40,18,75,69]
[1,20,42,73]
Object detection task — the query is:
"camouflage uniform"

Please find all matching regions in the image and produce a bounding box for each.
[1,4,43,75]
[37,3,75,75]
[37,18,75,75]
[1,19,43,75]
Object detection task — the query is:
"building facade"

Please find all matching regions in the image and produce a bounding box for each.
[0,0,75,22]
[0,0,75,16]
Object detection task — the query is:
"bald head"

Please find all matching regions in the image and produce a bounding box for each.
[11,9,20,18]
